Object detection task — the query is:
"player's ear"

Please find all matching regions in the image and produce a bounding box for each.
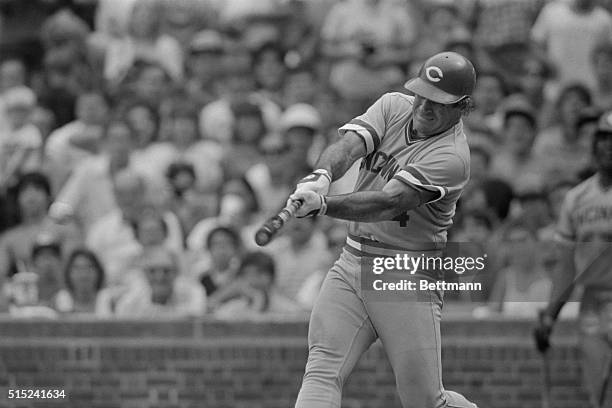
[454,97,474,116]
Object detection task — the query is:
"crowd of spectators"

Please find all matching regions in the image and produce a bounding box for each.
[0,0,609,320]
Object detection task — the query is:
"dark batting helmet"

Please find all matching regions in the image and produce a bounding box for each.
[404,52,476,105]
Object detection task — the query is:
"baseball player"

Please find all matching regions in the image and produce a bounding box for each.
[534,112,612,408]
[289,52,478,408]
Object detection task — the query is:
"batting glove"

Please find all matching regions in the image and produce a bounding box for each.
[295,169,332,195]
[290,191,327,218]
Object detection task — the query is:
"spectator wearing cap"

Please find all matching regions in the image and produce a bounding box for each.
[490,96,545,194]
[321,0,416,103]
[279,103,324,169]
[591,41,612,110]
[55,248,105,314]
[198,44,282,144]
[0,86,42,189]
[49,118,140,235]
[111,246,206,318]
[531,0,612,90]
[103,0,184,86]
[534,83,594,185]
[213,251,303,320]
[0,172,78,285]
[185,30,226,109]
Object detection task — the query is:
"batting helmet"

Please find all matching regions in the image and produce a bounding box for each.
[404,52,476,105]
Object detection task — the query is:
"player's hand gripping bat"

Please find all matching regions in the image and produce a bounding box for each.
[254,199,303,246]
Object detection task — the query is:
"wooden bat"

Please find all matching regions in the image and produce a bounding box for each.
[254,200,303,246]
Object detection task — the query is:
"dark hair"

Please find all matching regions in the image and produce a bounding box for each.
[555,83,592,110]
[252,42,285,69]
[165,161,196,181]
[504,110,536,129]
[238,251,275,280]
[120,99,160,141]
[64,248,105,293]
[223,177,260,214]
[16,172,52,199]
[206,225,242,249]
[132,207,168,241]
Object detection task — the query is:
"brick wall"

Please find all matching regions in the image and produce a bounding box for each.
[0,317,590,408]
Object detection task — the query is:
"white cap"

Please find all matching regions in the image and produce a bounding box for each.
[279,103,321,132]
[3,86,36,109]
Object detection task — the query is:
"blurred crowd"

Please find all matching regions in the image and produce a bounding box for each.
[0,0,609,320]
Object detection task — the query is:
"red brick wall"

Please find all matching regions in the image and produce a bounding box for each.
[0,318,589,408]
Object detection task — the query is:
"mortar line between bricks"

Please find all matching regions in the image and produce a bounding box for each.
[0,337,310,347]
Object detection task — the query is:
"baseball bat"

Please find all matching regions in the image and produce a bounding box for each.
[599,353,612,408]
[254,199,303,247]
[541,351,551,408]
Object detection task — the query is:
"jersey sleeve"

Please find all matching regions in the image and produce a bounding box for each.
[338,93,392,155]
[392,149,468,204]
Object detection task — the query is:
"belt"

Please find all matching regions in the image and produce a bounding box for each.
[344,234,442,258]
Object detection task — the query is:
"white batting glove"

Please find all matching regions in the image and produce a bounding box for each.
[296,169,332,195]
[289,191,327,218]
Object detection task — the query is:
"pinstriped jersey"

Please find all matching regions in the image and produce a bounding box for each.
[556,174,612,288]
[338,92,470,250]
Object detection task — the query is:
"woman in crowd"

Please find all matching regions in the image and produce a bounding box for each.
[55,248,105,314]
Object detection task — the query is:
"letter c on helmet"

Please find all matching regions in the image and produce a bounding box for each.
[425,66,443,83]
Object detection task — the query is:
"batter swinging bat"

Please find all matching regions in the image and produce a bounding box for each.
[255,199,303,246]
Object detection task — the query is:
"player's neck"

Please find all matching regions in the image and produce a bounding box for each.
[410,120,454,141]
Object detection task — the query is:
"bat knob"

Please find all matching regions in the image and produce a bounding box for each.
[255,228,272,247]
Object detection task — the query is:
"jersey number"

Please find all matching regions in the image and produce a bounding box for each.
[392,212,410,227]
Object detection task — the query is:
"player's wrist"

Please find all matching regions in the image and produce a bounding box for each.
[313,168,332,184]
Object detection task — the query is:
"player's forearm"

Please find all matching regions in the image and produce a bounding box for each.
[325,190,415,222]
[315,132,365,181]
